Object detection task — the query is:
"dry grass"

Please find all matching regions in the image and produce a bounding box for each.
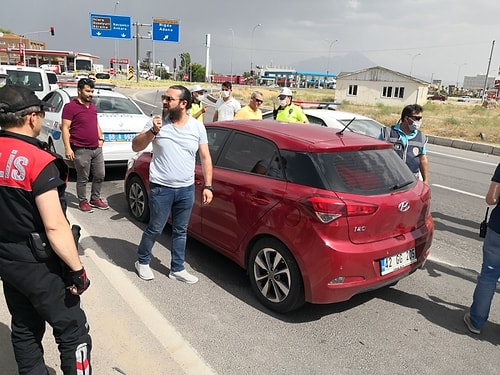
[115,78,500,145]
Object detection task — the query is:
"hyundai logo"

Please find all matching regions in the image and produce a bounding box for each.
[398,201,410,212]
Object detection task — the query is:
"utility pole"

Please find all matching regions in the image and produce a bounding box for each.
[482,40,495,102]
[133,22,152,83]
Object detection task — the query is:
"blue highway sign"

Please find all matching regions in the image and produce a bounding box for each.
[90,13,132,39]
[152,19,180,43]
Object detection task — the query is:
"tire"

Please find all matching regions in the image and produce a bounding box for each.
[126,175,150,222]
[248,238,305,313]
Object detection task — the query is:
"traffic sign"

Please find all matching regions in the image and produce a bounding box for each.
[90,13,132,40]
[152,18,180,43]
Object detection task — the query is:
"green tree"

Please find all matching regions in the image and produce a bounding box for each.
[190,63,205,82]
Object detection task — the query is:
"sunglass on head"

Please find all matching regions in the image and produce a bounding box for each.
[161,95,182,102]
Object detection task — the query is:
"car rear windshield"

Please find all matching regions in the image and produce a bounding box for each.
[282,149,416,195]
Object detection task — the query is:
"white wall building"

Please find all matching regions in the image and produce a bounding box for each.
[335,66,429,106]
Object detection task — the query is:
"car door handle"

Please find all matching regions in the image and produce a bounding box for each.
[250,195,270,206]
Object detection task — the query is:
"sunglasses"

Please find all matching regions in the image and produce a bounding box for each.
[409,115,422,121]
[254,98,263,104]
[161,95,182,102]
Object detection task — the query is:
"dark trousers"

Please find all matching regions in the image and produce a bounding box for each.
[0,254,91,375]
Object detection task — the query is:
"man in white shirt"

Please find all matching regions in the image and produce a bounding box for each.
[212,81,241,121]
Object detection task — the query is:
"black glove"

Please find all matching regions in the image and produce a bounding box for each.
[67,267,90,295]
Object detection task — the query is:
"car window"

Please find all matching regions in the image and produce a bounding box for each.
[47,72,58,85]
[6,70,42,91]
[305,114,328,126]
[280,150,325,188]
[218,132,279,176]
[312,149,416,195]
[93,97,143,114]
[95,73,111,79]
[338,119,383,138]
[43,91,64,113]
[196,127,231,165]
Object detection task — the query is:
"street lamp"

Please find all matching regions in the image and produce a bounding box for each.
[456,62,467,90]
[409,53,421,77]
[229,28,235,82]
[325,39,338,89]
[250,23,261,80]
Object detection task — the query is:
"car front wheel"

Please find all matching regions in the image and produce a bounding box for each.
[248,238,305,313]
[126,175,150,222]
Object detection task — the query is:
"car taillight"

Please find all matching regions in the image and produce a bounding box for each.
[300,195,378,224]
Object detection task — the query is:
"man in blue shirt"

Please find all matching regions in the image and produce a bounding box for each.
[380,104,429,183]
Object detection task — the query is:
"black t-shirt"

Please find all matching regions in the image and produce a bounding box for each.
[488,163,500,233]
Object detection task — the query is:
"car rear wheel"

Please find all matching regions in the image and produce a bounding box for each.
[126,175,150,222]
[248,238,305,313]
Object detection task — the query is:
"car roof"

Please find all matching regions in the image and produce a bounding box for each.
[55,87,127,98]
[304,108,381,123]
[205,120,391,152]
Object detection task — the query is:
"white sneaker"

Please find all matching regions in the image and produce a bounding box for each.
[169,269,198,284]
[135,261,154,280]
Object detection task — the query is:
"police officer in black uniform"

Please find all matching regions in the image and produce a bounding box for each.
[0,85,92,375]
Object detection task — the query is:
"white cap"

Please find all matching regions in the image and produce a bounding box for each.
[190,84,204,93]
[278,87,293,97]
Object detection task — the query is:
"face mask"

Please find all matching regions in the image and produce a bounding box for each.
[409,120,421,132]
[221,90,230,98]
[279,99,288,106]
[197,95,204,101]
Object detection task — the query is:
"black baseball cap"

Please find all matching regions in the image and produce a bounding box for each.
[0,85,48,114]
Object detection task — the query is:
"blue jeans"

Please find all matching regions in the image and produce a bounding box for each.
[470,227,500,329]
[137,183,194,272]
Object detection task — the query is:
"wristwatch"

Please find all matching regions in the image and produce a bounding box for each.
[204,185,214,192]
[150,127,158,136]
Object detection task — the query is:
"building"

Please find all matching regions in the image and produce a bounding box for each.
[462,74,496,91]
[0,33,99,74]
[335,66,429,106]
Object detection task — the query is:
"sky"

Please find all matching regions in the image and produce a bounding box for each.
[2,0,500,86]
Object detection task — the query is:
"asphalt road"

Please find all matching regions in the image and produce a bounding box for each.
[2,89,500,375]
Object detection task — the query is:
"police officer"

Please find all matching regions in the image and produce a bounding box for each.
[0,85,91,375]
[379,104,429,183]
[274,87,309,123]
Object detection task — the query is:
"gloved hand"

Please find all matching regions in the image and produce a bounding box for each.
[67,267,90,295]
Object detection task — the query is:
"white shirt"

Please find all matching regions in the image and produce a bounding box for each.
[214,97,241,121]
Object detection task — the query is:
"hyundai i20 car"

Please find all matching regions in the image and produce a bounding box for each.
[124,120,433,313]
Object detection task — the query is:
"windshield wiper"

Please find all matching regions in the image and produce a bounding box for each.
[392,180,414,190]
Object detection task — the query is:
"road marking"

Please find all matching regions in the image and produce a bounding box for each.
[427,150,498,166]
[68,211,217,375]
[432,184,485,199]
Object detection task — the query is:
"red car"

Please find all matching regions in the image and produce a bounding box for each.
[124,120,433,313]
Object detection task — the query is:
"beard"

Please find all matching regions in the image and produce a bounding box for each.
[167,105,183,122]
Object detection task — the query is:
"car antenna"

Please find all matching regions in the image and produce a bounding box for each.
[150,89,160,116]
[336,117,356,135]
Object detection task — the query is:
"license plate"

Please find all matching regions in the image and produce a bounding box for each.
[380,248,416,275]
[103,133,136,142]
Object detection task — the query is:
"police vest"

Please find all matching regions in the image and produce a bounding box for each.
[0,131,68,242]
[382,126,426,174]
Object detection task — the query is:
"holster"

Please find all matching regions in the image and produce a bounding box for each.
[28,225,81,262]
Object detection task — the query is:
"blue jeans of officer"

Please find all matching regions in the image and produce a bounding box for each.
[470,227,500,329]
[137,183,195,272]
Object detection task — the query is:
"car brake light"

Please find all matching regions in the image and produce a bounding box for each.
[301,195,378,224]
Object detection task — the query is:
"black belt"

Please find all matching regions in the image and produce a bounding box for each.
[71,144,97,150]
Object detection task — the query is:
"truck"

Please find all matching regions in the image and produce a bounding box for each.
[0,65,58,99]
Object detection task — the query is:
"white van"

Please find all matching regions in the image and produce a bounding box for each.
[0,66,59,99]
